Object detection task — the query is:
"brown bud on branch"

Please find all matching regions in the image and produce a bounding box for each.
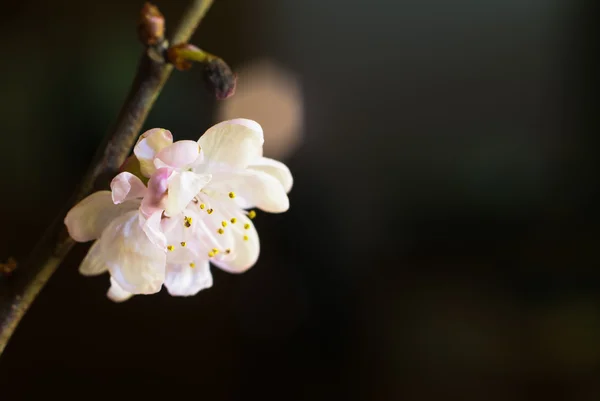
[138,2,165,46]
[203,58,237,100]
[167,43,237,99]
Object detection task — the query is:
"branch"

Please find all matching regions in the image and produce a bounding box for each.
[0,0,214,356]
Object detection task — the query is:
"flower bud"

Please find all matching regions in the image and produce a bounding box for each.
[138,2,165,46]
[203,58,237,100]
[166,43,237,99]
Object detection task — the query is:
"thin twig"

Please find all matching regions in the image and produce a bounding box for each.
[0,0,214,356]
[171,0,214,46]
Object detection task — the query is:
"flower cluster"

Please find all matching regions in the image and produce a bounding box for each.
[64,119,292,301]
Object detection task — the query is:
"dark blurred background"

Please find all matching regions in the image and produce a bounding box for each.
[1,0,599,399]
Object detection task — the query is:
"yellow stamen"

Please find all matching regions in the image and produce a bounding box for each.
[207,208,214,214]
[221,220,228,227]
[200,203,205,209]
[243,235,249,241]
[244,223,250,230]
[229,192,236,199]
[208,251,215,257]
[167,245,174,251]
[184,216,192,228]
[225,248,231,254]
[217,228,224,234]
[248,210,256,219]
[189,262,196,268]
[230,217,237,224]
[180,241,186,247]
[212,248,219,254]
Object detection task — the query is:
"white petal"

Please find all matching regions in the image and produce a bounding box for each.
[167,246,199,265]
[164,261,213,296]
[134,128,173,177]
[194,209,233,254]
[162,210,204,263]
[211,216,260,274]
[101,211,167,294]
[161,204,201,237]
[110,172,147,204]
[198,119,264,169]
[107,277,134,302]
[211,170,289,213]
[165,171,211,216]
[64,191,139,242]
[141,211,167,249]
[155,140,200,169]
[249,157,293,193]
[78,240,108,276]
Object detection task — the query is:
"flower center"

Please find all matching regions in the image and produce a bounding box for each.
[164,193,258,269]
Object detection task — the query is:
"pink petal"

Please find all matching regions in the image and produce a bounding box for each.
[134,128,173,177]
[110,172,147,204]
[141,167,172,217]
[155,140,200,169]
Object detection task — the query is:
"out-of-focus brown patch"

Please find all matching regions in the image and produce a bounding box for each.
[0,257,17,276]
[216,60,303,160]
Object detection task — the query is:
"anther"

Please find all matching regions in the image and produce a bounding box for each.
[167,245,174,251]
[189,262,196,268]
[244,223,250,230]
[221,220,228,227]
[207,208,214,214]
[200,203,205,209]
[180,241,187,247]
[217,228,224,234]
[248,210,256,219]
[243,235,249,241]
[230,217,237,224]
[229,192,236,199]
